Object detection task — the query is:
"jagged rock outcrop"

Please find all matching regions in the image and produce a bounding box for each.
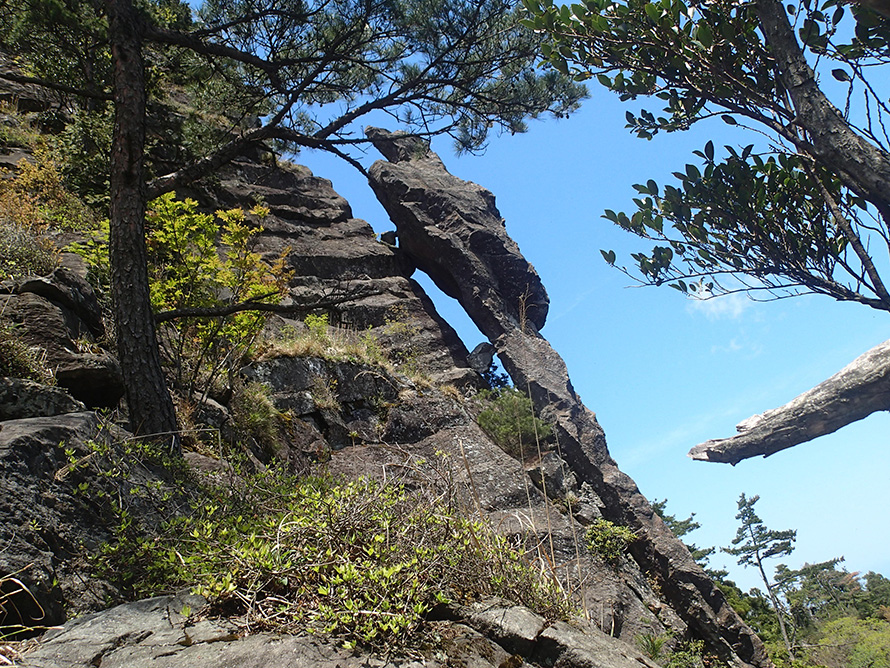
[367,128,770,668]
[689,337,890,464]
[1,126,775,666]
[189,158,480,389]
[0,269,124,408]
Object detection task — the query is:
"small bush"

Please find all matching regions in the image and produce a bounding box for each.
[97,467,574,652]
[476,388,551,459]
[1,147,99,232]
[230,381,292,459]
[585,518,636,566]
[0,216,57,280]
[0,323,53,383]
[73,193,293,398]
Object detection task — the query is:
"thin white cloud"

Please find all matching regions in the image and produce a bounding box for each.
[687,291,750,320]
[710,337,763,358]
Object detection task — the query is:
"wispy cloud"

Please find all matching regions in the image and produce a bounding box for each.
[686,291,751,320]
[550,286,598,322]
[710,337,763,358]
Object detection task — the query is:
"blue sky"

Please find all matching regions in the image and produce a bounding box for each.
[298,88,890,594]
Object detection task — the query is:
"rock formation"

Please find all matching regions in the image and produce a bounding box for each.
[367,128,770,668]
[689,337,890,464]
[1,120,773,666]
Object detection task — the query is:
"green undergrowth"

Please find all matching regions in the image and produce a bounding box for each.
[96,460,575,652]
[585,518,637,566]
[476,388,552,459]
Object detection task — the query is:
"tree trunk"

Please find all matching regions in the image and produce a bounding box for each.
[755,551,795,661]
[689,338,890,464]
[106,0,179,450]
[754,0,890,211]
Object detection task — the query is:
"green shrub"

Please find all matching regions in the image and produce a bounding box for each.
[585,518,636,566]
[71,193,292,398]
[2,147,99,232]
[476,388,551,459]
[0,217,57,280]
[229,381,292,459]
[0,323,53,383]
[97,466,574,652]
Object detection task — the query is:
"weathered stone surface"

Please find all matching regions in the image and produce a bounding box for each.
[0,270,123,408]
[17,594,498,668]
[534,620,660,668]
[0,413,101,628]
[0,378,85,420]
[0,413,196,629]
[465,601,546,656]
[368,128,549,335]
[189,158,481,389]
[18,592,664,668]
[690,337,890,464]
[367,130,769,668]
[16,269,106,339]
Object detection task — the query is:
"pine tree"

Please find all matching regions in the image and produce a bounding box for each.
[723,494,797,660]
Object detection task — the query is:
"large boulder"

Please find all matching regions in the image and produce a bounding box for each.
[0,378,85,421]
[0,269,123,409]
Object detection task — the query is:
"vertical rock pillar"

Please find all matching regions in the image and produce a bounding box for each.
[367,128,772,668]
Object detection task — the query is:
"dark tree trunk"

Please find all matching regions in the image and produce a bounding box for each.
[106,0,179,450]
[755,0,890,210]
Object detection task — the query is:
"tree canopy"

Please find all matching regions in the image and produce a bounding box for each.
[0,0,585,441]
[523,0,890,463]
[524,0,890,309]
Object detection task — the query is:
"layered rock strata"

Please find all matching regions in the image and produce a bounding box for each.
[367,128,770,668]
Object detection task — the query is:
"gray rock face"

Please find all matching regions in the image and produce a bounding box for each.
[366,130,770,668]
[0,378,85,420]
[0,269,124,408]
[0,413,102,628]
[367,128,549,336]
[191,158,480,389]
[17,594,658,668]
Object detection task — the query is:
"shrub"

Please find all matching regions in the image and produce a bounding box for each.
[0,216,57,280]
[1,147,99,232]
[229,381,292,459]
[71,193,292,398]
[0,323,53,383]
[585,518,636,566]
[97,465,574,652]
[147,194,292,397]
[476,388,551,459]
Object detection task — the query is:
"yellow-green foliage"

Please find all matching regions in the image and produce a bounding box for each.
[146,193,292,395]
[2,147,99,232]
[97,467,574,652]
[793,617,890,668]
[265,314,387,369]
[585,518,636,566]
[476,388,551,459]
